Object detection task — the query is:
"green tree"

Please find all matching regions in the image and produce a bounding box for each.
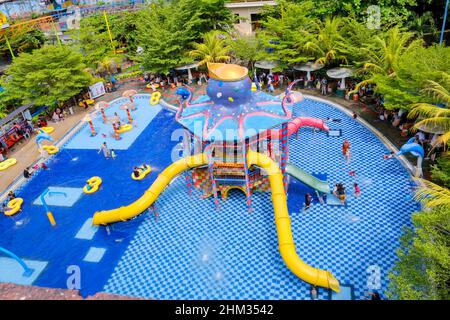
[362,27,422,78]
[189,31,231,65]
[227,34,264,72]
[1,45,92,108]
[136,2,193,74]
[432,153,450,188]
[175,0,235,34]
[408,74,450,147]
[258,0,316,68]
[301,0,429,27]
[136,0,233,74]
[108,10,142,56]
[303,16,349,66]
[0,28,46,58]
[373,45,450,110]
[70,13,119,69]
[406,11,438,39]
[388,169,450,300]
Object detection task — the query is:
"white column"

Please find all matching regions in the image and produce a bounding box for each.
[340,77,346,90]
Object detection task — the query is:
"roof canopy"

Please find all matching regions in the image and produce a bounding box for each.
[175,62,200,71]
[255,60,278,70]
[0,104,33,127]
[326,67,354,79]
[293,62,324,72]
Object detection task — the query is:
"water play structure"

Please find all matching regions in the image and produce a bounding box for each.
[396,137,425,177]
[40,188,67,226]
[92,62,340,292]
[35,129,54,150]
[0,247,33,277]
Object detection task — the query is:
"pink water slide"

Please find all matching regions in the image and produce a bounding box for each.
[258,117,329,141]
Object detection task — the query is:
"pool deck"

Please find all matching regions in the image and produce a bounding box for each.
[0,283,143,300]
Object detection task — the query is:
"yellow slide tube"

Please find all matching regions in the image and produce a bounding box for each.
[93,153,208,225]
[92,152,340,292]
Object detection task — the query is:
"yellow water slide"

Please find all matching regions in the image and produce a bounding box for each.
[92,152,340,292]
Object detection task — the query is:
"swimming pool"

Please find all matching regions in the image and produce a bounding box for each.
[0,94,418,299]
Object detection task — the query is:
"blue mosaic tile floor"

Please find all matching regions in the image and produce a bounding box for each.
[65,95,162,150]
[102,98,418,300]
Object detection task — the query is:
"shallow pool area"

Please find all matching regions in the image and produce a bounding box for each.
[0,94,419,299]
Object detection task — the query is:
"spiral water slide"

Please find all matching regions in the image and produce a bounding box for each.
[92,152,340,292]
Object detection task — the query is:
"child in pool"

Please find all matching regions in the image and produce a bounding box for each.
[111,149,117,160]
[384,151,395,159]
[354,183,361,197]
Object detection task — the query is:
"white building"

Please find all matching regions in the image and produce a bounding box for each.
[226,0,276,35]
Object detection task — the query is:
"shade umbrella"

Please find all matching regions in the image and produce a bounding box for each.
[122,89,138,107]
[293,62,324,81]
[175,62,200,81]
[94,101,109,123]
[82,114,97,137]
[254,60,279,74]
[326,67,354,90]
[120,102,134,125]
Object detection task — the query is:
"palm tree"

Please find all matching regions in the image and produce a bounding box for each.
[352,27,423,91]
[408,74,450,148]
[189,31,231,66]
[415,178,450,208]
[303,17,348,65]
[96,56,119,77]
[364,27,422,77]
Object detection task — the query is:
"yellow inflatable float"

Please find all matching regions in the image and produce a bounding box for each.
[4,198,24,216]
[150,91,161,105]
[116,124,133,134]
[146,83,160,90]
[131,165,151,180]
[0,158,17,171]
[41,145,59,154]
[39,127,55,134]
[83,176,102,194]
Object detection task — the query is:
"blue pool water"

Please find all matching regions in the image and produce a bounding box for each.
[0,94,418,299]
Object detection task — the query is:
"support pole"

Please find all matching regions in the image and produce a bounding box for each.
[206,144,219,208]
[281,122,288,191]
[103,10,115,53]
[243,138,252,212]
[267,130,272,157]
[51,19,62,47]
[440,0,449,46]
[183,130,193,196]
[4,34,15,59]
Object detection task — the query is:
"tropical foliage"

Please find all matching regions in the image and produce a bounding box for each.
[137,0,234,74]
[371,46,450,110]
[408,75,450,147]
[69,13,119,69]
[189,31,231,65]
[388,168,450,300]
[1,45,92,107]
[0,28,46,58]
